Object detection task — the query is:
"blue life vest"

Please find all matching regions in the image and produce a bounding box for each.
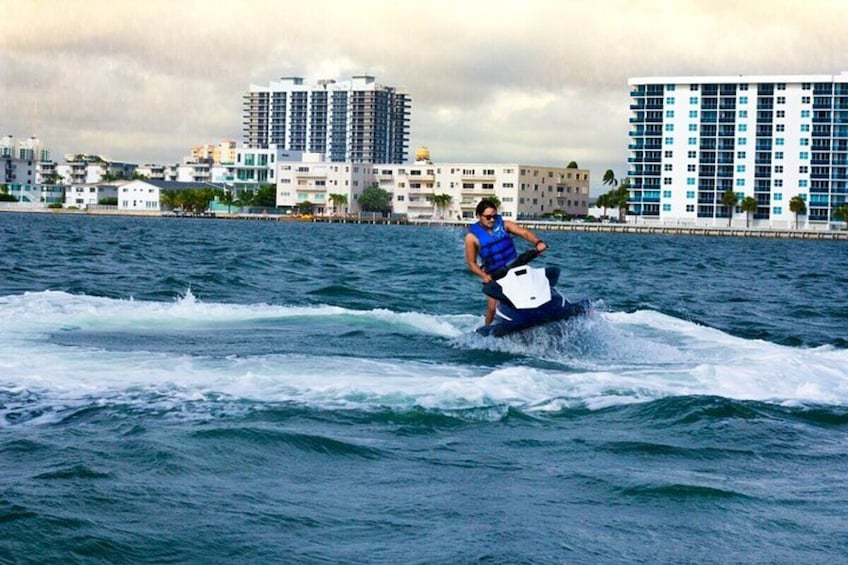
[469,214,517,272]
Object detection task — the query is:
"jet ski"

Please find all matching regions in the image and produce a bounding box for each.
[475,249,591,337]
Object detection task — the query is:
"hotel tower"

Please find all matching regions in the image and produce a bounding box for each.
[628,74,848,228]
[243,75,410,164]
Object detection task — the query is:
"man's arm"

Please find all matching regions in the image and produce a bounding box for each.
[504,220,548,252]
[464,233,492,282]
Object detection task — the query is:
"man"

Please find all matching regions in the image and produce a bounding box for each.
[465,199,547,325]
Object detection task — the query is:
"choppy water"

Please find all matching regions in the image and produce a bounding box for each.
[1,212,847,563]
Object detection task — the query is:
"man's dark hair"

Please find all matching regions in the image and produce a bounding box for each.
[476,199,497,216]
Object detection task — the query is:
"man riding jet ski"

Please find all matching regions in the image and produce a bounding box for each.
[464,199,590,337]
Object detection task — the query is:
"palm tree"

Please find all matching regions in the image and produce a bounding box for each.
[160,189,179,211]
[789,195,807,230]
[613,180,630,222]
[721,189,738,227]
[328,193,348,215]
[220,190,237,213]
[834,203,848,230]
[740,196,757,228]
[596,192,613,219]
[602,169,617,189]
[431,193,452,218]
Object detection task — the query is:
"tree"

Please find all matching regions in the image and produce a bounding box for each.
[297,200,314,215]
[160,189,179,211]
[789,195,807,230]
[721,189,738,227]
[220,190,237,213]
[254,184,277,208]
[358,184,391,214]
[602,169,617,189]
[567,161,579,169]
[612,179,630,222]
[740,196,758,228]
[328,193,348,215]
[834,204,848,230]
[595,192,611,218]
[431,193,452,218]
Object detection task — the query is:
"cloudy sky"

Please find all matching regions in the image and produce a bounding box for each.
[3,0,848,194]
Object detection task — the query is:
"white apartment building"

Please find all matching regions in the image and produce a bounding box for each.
[64,184,119,207]
[245,75,410,164]
[275,149,590,219]
[277,155,374,214]
[629,73,848,229]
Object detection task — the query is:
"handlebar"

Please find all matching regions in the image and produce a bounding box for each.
[488,248,541,281]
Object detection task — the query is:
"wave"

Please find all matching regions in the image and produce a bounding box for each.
[1,290,848,426]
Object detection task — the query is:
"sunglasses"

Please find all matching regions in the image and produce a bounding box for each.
[481,213,497,220]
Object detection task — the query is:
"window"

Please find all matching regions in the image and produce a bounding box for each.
[776,124,785,132]
[737,151,746,159]
[663,203,672,211]
[739,110,747,118]
[666,110,675,118]
[666,97,675,104]
[773,206,782,214]
[686,190,695,198]
[688,137,697,145]
[736,165,746,172]
[663,178,672,185]
[738,124,747,132]
[687,178,696,186]
[801,124,810,132]
[686,204,695,212]
[665,124,674,131]
[663,190,672,198]
[665,137,674,145]
[689,110,698,118]
[739,96,748,104]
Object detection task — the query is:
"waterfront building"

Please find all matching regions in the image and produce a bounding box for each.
[191,140,237,165]
[628,73,848,229]
[244,75,410,164]
[1,136,50,186]
[118,180,224,212]
[58,154,137,184]
[274,147,590,219]
[65,184,119,208]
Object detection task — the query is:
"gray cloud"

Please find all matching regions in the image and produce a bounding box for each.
[3,0,848,193]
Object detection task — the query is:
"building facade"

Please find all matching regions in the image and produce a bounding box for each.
[244,75,410,164]
[629,73,848,228]
[275,150,590,219]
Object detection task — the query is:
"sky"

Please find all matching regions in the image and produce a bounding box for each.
[3,0,848,195]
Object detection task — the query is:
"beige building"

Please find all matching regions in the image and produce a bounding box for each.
[275,148,590,218]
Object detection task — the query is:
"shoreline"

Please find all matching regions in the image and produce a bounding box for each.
[2,207,846,240]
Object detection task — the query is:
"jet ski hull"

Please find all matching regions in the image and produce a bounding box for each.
[476,290,591,337]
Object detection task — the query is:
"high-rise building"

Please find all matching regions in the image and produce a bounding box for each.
[628,73,848,229]
[243,75,410,164]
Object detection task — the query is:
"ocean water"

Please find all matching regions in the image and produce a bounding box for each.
[1,212,847,563]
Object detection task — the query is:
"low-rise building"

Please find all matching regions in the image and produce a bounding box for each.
[274,148,590,219]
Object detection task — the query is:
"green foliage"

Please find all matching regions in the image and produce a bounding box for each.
[789,195,807,229]
[359,184,391,213]
[567,161,579,169]
[740,196,758,228]
[47,202,63,209]
[834,204,848,229]
[721,189,738,226]
[254,184,277,207]
[0,193,18,202]
[98,197,118,205]
[602,169,617,188]
[328,193,348,214]
[431,193,452,216]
